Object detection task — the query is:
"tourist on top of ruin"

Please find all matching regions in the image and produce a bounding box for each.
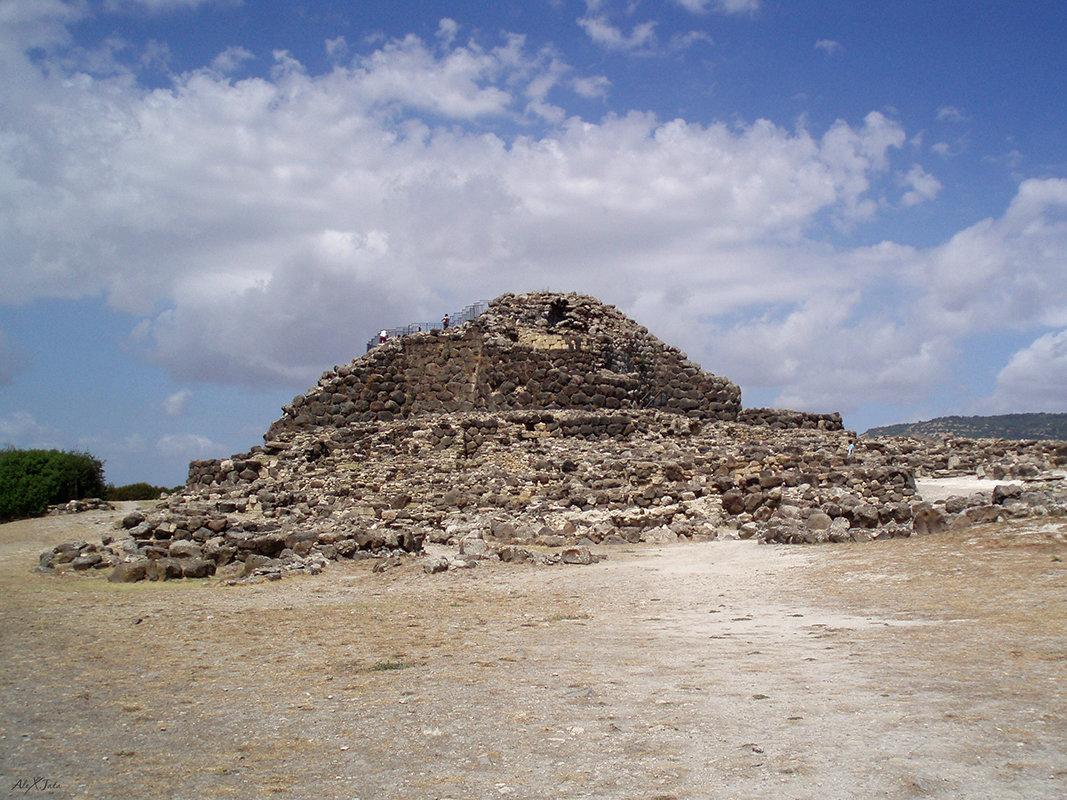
[847,440,855,458]
[379,329,388,344]
[442,313,450,329]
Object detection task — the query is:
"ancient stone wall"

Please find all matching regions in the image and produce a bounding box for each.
[737,408,844,431]
[265,292,741,439]
[125,408,1067,581]
[863,435,1067,478]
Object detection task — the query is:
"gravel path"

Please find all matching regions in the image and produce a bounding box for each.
[2,505,1065,799]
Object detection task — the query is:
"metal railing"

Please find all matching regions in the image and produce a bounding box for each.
[366,301,489,352]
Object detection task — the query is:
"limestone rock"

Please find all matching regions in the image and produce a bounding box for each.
[109,560,149,583]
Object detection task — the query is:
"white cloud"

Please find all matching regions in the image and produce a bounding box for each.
[899,164,942,207]
[343,31,553,118]
[936,105,968,122]
[436,18,459,47]
[0,20,924,392]
[920,178,1067,335]
[578,12,657,52]
[4,12,1065,423]
[0,0,84,30]
[717,0,760,13]
[0,411,57,447]
[983,148,1025,181]
[0,330,26,386]
[105,0,239,11]
[325,36,348,62]
[674,0,760,13]
[985,330,1067,412]
[931,137,969,158]
[156,433,224,459]
[162,388,192,416]
[814,39,842,55]
[817,111,908,223]
[572,74,611,99]
[668,30,715,53]
[210,45,253,75]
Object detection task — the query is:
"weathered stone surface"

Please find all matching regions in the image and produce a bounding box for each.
[423,556,450,573]
[180,558,216,579]
[146,558,182,581]
[48,498,114,515]
[71,553,103,570]
[806,512,832,531]
[108,560,149,583]
[912,504,947,536]
[122,511,146,529]
[560,546,596,564]
[168,540,203,559]
[992,483,1023,505]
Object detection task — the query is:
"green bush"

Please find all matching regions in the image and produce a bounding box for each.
[107,482,178,501]
[0,448,107,522]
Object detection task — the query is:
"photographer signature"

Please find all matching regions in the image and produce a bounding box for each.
[10,777,60,794]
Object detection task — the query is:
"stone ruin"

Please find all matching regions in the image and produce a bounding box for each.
[37,291,1067,581]
[267,291,742,431]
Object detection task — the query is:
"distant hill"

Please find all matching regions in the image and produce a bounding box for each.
[865,413,1067,441]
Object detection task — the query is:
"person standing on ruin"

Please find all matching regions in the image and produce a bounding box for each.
[442,313,450,330]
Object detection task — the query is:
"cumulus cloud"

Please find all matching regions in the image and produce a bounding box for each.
[325,36,348,62]
[936,105,968,122]
[920,178,1067,335]
[436,18,459,47]
[156,433,225,459]
[668,30,715,52]
[987,329,1067,412]
[814,39,842,55]
[104,0,239,11]
[899,164,942,207]
[0,21,919,388]
[0,330,27,386]
[0,411,56,447]
[162,389,192,416]
[716,0,760,12]
[673,0,760,13]
[210,45,253,75]
[2,11,1064,422]
[578,11,657,52]
[572,74,611,99]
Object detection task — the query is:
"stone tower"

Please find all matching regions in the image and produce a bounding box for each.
[267,291,741,439]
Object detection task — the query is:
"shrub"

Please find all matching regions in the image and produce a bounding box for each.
[0,448,107,522]
[107,482,178,501]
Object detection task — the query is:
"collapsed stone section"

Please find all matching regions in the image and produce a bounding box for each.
[864,436,1067,479]
[267,291,741,438]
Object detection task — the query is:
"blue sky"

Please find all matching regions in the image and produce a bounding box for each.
[2,0,1066,487]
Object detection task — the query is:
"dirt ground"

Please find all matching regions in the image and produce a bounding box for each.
[1,500,1065,800]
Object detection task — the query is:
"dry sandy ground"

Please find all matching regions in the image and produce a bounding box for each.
[1,499,1065,800]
